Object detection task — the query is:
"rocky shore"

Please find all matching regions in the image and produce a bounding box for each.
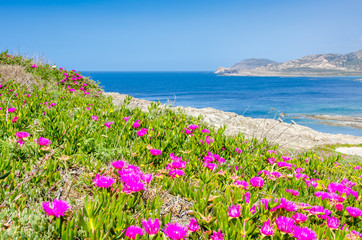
[301,114,362,129]
[104,92,362,150]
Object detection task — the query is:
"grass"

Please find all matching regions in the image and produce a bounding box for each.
[0,51,362,240]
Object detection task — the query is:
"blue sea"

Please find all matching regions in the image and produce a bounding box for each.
[83,72,362,137]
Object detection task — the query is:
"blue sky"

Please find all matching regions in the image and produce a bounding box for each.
[1,0,361,71]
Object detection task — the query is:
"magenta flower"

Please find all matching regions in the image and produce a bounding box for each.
[35,137,51,146]
[244,192,251,203]
[250,177,264,188]
[141,173,153,184]
[150,149,162,156]
[335,204,343,211]
[260,219,274,236]
[132,120,141,128]
[234,180,249,189]
[228,204,241,218]
[292,213,308,224]
[188,124,199,130]
[171,160,186,169]
[104,121,114,128]
[182,128,192,135]
[327,216,340,229]
[17,139,25,147]
[169,169,185,178]
[42,199,70,218]
[12,116,19,123]
[210,229,224,240]
[112,160,126,169]
[163,223,188,240]
[201,129,210,133]
[31,64,38,68]
[125,225,144,239]
[275,216,295,233]
[286,189,299,196]
[91,115,98,121]
[142,218,160,235]
[346,206,362,217]
[235,147,242,154]
[292,226,317,240]
[123,116,130,122]
[15,132,30,139]
[123,181,145,194]
[188,218,200,232]
[92,174,115,188]
[137,128,148,137]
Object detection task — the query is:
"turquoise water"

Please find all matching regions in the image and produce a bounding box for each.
[83,72,362,136]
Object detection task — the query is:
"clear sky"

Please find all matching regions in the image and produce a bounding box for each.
[1,0,361,71]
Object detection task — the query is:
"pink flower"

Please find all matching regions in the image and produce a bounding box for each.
[188,218,200,232]
[210,229,224,240]
[142,173,153,184]
[150,149,162,156]
[112,160,126,169]
[12,116,19,123]
[123,117,130,122]
[42,199,70,218]
[7,107,16,113]
[17,139,25,147]
[137,128,148,137]
[182,128,192,135]
[244,192,251,203]
[286,189,299,196]
[268,158,275,164]
[327,216,339,229]
[91,115,98,121]
[104,121,113,128]
[292,226,317,240]
[335,204,344,211]
[260,219,274,236]
[123,181,145,194]
[31,64,38,68]
[69,88,76,92]
[163,223,188,240]
[202,129,210,133]
[125,225,144,239]
[188,124,199,130]
[235,147,242,154]
[292,213,308,224]
[346,206,362,217]
[228,204,241,218]
[275,216,295,233]
[15,132,30,139]
[92,174,115,188]
[169,169,185,178]
[142,218,160,235]
[250,177,264,188]
[132,120,141,128]
[35,137,51,146]
[234,180,249,189]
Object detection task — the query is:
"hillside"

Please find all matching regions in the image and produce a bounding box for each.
[216,50,362,76]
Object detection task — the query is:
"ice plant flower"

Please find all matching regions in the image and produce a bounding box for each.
[260,219,274,236]
[346,206,362,217]
[93,174,115,188]
[228,204,241,218]
[234,180,249,189]
[132,120,141,128]
[335,204,344,211]
[35,137,51,146]
[125,225,144,239]
[31,64,38,68]
[150,149,162,156]
[123,116,130,122]
[292,213,308,224]
[201,129,210,133]
[163,223,188,240]
[188,218,200,232]
[188,124,199,130]
[112,160,126,169]
[292,226,317,240]
[235,147,242,154]
[275,216,295,233]
[42,199,70,218]
[12,116,19,123]
[137,128,148,137]
[8,107,16,113]
[15,132,30,139]
[327,216,340,229]
[286,189,299,196]
[210,229,224,240]
[169,169,185,178]
[250,177,264,188]
[142,218,160,235]
[104,121,113,128]
[91,115,98,121]
[17,139,25,147]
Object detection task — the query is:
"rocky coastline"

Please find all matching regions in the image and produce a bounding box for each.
[104,92,362,150]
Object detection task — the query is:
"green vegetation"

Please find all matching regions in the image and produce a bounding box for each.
[0,51,361,239]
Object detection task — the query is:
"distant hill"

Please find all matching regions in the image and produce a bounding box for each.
[215,50,362,76]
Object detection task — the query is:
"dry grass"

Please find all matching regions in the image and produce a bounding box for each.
[0,64,40,91]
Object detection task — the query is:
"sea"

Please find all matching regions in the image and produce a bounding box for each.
[83,72,362,137]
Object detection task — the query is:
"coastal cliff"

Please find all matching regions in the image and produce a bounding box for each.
[216,50,362,76]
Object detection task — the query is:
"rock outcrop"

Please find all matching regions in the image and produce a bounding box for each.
[104,92,362,150]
